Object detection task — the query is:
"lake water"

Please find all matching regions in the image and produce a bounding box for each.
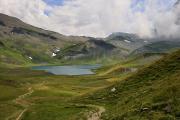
[32,64,101,75]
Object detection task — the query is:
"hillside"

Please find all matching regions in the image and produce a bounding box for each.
[105,32,147,52]
[0,13,130,65]
[0,13,89,43]
[0,13,89,64]
[1,13,180,65]
[56,38,127,61]
[0,1,180,120]
[0,49,179,120]
[132,41,180,55]
[79,49,180,120]
[105,32,180,56]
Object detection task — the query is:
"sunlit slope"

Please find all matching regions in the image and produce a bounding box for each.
[81,49,180,120]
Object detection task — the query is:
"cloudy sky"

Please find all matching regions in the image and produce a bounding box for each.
[0,0,179,38]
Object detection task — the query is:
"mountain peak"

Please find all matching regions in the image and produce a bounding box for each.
[0,13,25,27]
[105,32,140,42]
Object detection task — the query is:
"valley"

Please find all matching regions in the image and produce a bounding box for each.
[0,13,180,120]
[1,49,179,120]
[0,61,136,120]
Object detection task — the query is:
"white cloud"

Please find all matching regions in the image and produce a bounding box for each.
[0,0,179,38]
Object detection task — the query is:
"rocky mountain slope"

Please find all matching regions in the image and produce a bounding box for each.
[0,13,179,65]
[105,32,147,52]
[131,40,180,55]
[0,13,90,64]
[56,38,126,60]
[106,32,180,57]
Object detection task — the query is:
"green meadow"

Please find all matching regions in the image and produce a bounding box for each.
[0,11,180,120]
[0,58,136,120]
[0,50,179,120]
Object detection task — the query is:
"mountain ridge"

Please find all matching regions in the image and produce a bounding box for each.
[0,13,180,65]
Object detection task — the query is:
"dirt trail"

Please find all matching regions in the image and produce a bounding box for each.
[15,109,27,120]
[14,87,34,106]
[14,87,34,120]
[12,82,46,120]
[87,105,105,120]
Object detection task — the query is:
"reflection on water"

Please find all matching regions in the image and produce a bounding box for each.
[32,64,101,75]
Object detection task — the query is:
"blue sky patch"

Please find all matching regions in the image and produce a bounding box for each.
[131,0,177,12]
[157,0,177,10]
[44,10,51,16]
[43,0,64,6]
[131,0,145,12]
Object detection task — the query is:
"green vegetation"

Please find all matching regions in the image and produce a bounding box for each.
[0,52,138,120]
[0,13,180,120]
[0,65,108,119]
[0,13,90,65]
[78,50,180,120]
[1,50,179,120]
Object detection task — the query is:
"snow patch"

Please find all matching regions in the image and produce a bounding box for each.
[124,40,131,43]
[111,87,116,92]
[56,49,60,52]
[55,48,60,52]
[144,40,148,43]
[52,53,57,57]
[29,57,32,60]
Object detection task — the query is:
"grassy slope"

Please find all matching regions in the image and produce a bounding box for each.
[0,13,91,65]
[0,36,179,120]
[0,54,138,120]
[78,50,180,120]
[0,64,121,120]
[0,48,179,120]
[0,49,164,120]
[1,13,180,120]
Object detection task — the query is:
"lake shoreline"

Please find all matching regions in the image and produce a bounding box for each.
[32,64,101,76]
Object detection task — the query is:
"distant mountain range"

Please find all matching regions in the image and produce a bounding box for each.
[105,32,147,52]
[56,38,126,61]
[132,41,180,55]
[0,13,179,65]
